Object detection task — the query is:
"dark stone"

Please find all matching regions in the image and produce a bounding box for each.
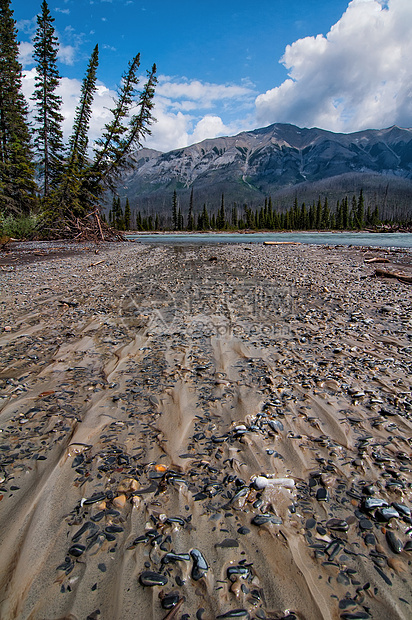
[326,518,349,532]
[161,592,180,609]
[190,549,208,580]
[139,571,168,586]
[237,526,250,535]
[68,544,85,557]
[359,518,373,531]
[316,488,328,502]
[386,531,403,554]
[306,518,316,529]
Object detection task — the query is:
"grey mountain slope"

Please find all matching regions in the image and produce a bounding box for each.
[116,123,412,217]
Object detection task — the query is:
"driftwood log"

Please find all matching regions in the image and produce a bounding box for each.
[374,267,412,284]
[364,257,390,264]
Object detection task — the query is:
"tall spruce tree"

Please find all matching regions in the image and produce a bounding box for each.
[32,0,64,198]
[217,193,225,229]
[187,187,194,230]
[124,197,131,230]
[172,190,178,230]
[231,203,238,228]
[0,0,37,214]
[356,189,365,229]
[321,197,330,229]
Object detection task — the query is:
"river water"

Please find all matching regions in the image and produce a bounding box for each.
[126,231,412,248]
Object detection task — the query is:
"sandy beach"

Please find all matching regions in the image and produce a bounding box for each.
[0,240,411,620]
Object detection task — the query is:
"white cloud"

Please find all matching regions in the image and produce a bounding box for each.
[139,76,256,151]
[19,41,35,66]
[58,44,76,65]
[157,76,254,109]
[146,107,191,152]
[255,0,412,132]
[16,18,37,35]
[191,115,232,144]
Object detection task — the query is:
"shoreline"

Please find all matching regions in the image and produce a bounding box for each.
[1,242,412,619]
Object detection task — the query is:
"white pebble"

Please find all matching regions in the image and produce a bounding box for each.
[253,476,295,490]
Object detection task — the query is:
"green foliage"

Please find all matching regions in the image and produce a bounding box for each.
[32,0,65,197]
[187,188,194,230]
[216,194,225,229]
[135,187,390,232]
[0,211,39,238]
[46,41,156,226]
[172,190,178,230]
[124,197,131,230]
[0,0,38,215]
[92,58,156,194]
[53,44,99,217]
[197,204,210,230]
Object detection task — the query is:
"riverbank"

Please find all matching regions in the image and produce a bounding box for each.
[1,242,411,619]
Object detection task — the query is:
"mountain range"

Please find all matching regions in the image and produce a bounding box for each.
[116,123,412,218]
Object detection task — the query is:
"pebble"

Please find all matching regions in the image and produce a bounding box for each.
[359,518,373,531]
[326,518,349,532]
[386,531,403,554]
[237,526,250,535]
[68,544,85,557]
[112,494,127,509]
[316,488,328,502]
[160,592,181,609]
[216,611,250,619]
[252,476,295,490]
[139,571,168,586]
[251,514,283,526]
[190,549,208,580]
[375,507,399,521]
[227,565,251,581]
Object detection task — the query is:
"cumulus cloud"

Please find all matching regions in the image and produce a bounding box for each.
[191,116,230,143]
[19,41,35,66]
[58,44,76,65]
[140,76,256,151]
[157,76,254,109]
[146,107,191,152]
[255,0,412,132]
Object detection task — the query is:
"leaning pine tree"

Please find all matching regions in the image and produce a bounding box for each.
[45,47,157,239]
[0,0,37,215]
[31,0,65,199]
[54,43,100,219]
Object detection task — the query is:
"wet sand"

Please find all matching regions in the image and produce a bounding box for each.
[0,241,411,620]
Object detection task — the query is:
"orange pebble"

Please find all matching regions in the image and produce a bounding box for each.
[154,464,167,473]
[113,494,126,509]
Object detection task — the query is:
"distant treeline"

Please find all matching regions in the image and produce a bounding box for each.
[108,188,411,232]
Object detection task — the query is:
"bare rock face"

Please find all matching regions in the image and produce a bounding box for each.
[117,123,412,215]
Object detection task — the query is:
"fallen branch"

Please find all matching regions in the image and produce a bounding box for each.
[94,209,105,241]
[374,268,412,284]
[364,257,390,264]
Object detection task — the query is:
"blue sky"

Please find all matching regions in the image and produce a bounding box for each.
[14,0,412,152]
